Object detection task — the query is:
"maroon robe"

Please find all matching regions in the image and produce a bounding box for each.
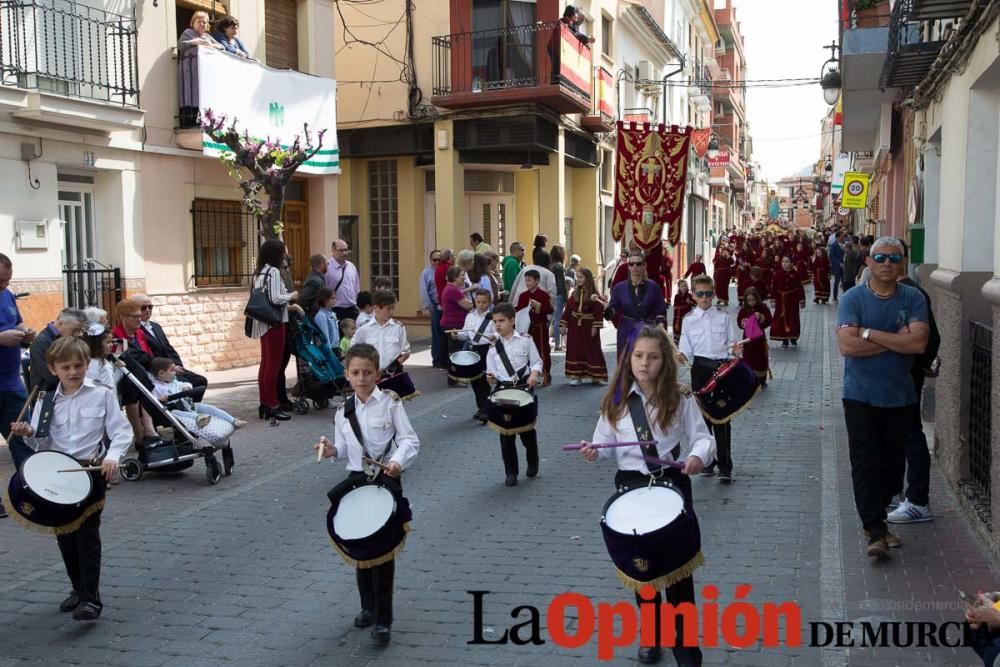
[737,303,772,381]
[713,255,735,304]
[559,294,607,381]
[672,291,696,343]
[659,252,674,301]
[516,288,554,380]
[735,263,752,303]
[684,262,707,280]
[770,268,805,341]
[811,257,831,301]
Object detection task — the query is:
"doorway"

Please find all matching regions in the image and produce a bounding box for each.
[281,180,309,287]
[467,194,514,255]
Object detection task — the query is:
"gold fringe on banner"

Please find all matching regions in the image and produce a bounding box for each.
[329,523,411,569]
[1,487,104,537]
[487,420,537,436]
[614,551,705,593]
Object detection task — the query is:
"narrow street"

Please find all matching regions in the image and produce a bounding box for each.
[1,289,995,666]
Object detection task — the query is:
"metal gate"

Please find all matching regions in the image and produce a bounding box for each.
[968,320,993,502]
[62,259,121,313]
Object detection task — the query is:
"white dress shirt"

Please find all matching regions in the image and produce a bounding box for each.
[351,318,410,370]
[460,309,496,344]
[27,378,133,463]
[592,383,716,473]
[679,306,740,361]
[356,311,374,329]
[86,359,121,393]
[331,387,419,471]
[486,332,542,381]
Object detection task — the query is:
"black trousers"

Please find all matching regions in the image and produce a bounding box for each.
[356,560,395,626]
[616,469,702,666]
[56,510,103,609]
[500,430,538,475]
[899,374,930,507]
[690,358,731,475]
[470,344,491,413]
[842,399,911,538]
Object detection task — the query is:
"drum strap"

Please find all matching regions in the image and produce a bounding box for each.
[472,313,493,344]
[626,392,680,474]
[494,339,526,383]
[33,390,56,439]
[343,395,393,471]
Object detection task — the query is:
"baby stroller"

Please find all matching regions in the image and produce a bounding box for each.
[288,311,346,414]
[114,354,235,485]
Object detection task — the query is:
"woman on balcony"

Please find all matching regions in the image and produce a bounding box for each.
[212,16,252,59]
[178,11,223,127]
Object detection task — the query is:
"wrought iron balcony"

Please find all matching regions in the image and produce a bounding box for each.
[880,0,963,90]
[432,20,591,114]
[0,0,138,107]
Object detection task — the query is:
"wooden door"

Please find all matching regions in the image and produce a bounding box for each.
[282,202,309,287]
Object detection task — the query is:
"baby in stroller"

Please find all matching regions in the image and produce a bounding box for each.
[150,357,246,435]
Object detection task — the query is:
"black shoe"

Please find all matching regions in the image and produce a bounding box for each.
[72,601,101,621]
[526,463,538,478]
[504,474,518,487]
[637,646,663,664]
[448,380,459,387]
[277,401,294,412]
[354,610,373,628]
[473,410,487,423]
[781,341,789,348]
[59,592,80,613]
[791,339,798,346]
[269,409,291,421]
[371,624,391,645]
[718,471,732,483]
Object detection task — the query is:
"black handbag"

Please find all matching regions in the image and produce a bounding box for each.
[244,268,283,325]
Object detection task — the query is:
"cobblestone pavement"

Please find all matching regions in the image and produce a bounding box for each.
[0,289,996,666]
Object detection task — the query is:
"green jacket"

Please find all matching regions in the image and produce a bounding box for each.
[502,255,522,292]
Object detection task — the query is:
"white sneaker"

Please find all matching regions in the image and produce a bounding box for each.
[232,419,248,429]
[592,379,606,386]
[196,414,211,428]
[886,499,933,524]
[569,379,580,386]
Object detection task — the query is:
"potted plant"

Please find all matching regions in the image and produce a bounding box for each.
[854,0,890,29]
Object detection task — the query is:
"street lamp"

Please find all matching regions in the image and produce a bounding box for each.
[820,41,841,106]
[707,135,720,159]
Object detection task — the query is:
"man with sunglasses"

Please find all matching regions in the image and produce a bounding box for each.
[604,250,667,358]
[419,250,447,369]
[325,239,361,323]
[132,294,208,394]
[677,275,743,483]
[836,237,930,560]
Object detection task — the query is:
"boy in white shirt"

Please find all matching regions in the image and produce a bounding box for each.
[351,290,410,374]
[454,288,496,423]
[355,291,375,330]
[485,303,542,487]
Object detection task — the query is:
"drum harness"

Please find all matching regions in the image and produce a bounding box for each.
[33,389,108,467]
[343,395,393,483]
[493,339,528,389]
[626,392,680,488]
[463,313,493,351]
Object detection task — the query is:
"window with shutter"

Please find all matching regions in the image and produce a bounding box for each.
[192,199,257,287]
[265,0,299,71]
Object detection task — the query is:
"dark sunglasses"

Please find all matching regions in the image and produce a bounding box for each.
[694,290,715,298]
[430,257,441,263]
[140,305,153,311]
[627,261,645,267]
[871,253,902,264]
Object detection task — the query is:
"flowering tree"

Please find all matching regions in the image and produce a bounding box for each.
[200,109,326,240]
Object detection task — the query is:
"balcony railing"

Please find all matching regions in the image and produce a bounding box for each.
[432,20,591,114]
[0,0,138,107]
[879,0,958,90]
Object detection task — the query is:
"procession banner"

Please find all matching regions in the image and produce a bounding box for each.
[197,48,340,175]
[691,127,711,158]
[612,122,691,249]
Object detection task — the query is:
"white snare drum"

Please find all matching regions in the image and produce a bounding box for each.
[604,485,684,535]
[448,350,484,383]
[5,451,98,534]
[332,485,396,541]
[486,388,538,434]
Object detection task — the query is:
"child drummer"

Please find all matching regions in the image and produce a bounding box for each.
[579,326,715,666]
[9,337,133,621]
[677,274,743,483]
[485,303,541,487]
[314,343,419,645]
[453,288,496,423]
[351,289,415,399]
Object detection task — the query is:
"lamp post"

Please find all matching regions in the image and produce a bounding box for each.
[820,41,841,106]
[707,135,720,160]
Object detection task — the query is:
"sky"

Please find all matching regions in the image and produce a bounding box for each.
[735,0,839,184]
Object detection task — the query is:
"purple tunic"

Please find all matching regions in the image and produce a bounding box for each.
[607,279,668,357]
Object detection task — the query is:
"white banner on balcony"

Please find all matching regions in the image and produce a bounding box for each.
[197,48,339,175]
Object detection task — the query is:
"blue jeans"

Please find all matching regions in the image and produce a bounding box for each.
[832,271,843,300]
[0,389,32,470]
[173,403,236,425]
[430,306,446,368]
[553,295,566,348]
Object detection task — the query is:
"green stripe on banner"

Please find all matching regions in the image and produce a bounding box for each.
[203,140,339,155]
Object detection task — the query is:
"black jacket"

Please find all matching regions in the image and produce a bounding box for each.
[900,277,940,373]
[28,324,59,391]
[299,270,326,318]
[143,321,183,367]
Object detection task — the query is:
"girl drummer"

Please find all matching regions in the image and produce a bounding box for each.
[579,326,715,666]
[314,343,420,646]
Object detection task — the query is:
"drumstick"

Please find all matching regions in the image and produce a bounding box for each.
[58,465,124,473]
[14,386,39,424]
[316,438,326,463]
[642,455,687,471]
[362,456,391,473]
[561,440,655,451]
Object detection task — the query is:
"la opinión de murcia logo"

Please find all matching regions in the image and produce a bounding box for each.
[467,587,991,660]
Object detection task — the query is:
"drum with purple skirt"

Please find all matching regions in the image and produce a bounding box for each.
[693,358,759,424]
[377,371,420,401]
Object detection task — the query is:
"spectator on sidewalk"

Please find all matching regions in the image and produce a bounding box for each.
[886,239,940,526]
[550,245,569,351]
[29,307,87,391]
[419,250,446,369]
[532,234,548,266]
[836,236,929,560]
[842,238,860,292]
[828,230,845,302]
[0,253,35,482]
[470,233,491,255]
[440,265,474,387]
[132,294,208,392]
[299,254,328,320]
[325,239,361,323]
[502,242,526,295]
[435,249,455,312]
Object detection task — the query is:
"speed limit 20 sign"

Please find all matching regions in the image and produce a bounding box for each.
[841,172,870,209]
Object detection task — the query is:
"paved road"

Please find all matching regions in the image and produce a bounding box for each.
[0,289,996,666]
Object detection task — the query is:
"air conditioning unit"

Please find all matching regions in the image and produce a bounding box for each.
[637,60,656,83]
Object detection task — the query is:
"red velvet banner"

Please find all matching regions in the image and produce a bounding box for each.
[612,122,692,249]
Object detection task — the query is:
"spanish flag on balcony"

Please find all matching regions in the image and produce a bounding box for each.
[834,94,843,126]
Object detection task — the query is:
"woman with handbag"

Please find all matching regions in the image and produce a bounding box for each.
[247,240,302,421]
